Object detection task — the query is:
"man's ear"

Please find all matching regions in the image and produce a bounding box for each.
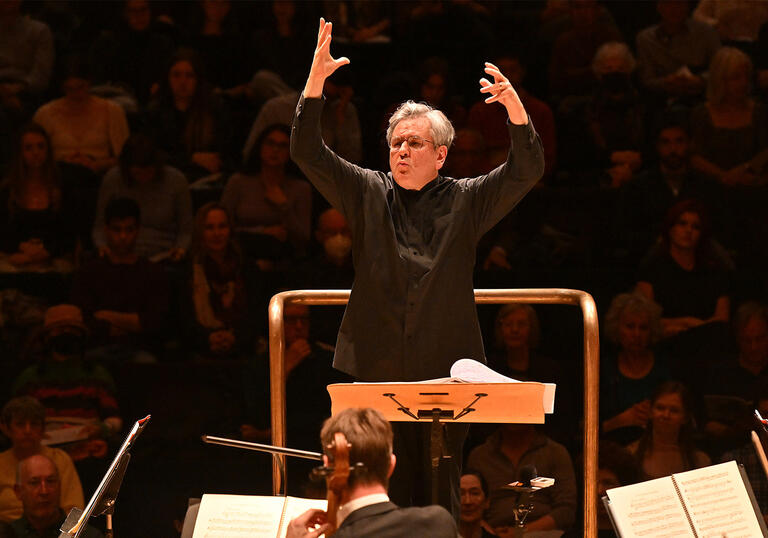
[435,146,448,171]
[387,453,396,478]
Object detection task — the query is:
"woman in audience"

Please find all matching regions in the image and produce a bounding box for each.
[220,123,311,269]
[601,292,669,445]
[185,202,264,358]
[92,133,192,261]
[459,470,495,538]
[690,47,768,186]
[636,199,730,339]
[629,381,710,480]
[0,123,76,268]
[148,49,233,181]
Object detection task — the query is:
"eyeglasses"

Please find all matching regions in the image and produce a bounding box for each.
[389,135,435,151]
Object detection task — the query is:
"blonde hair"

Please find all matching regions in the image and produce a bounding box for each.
[707,46,752,105]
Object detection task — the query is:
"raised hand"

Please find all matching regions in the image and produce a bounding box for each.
[479,62,527,125]
[304,18,350,98]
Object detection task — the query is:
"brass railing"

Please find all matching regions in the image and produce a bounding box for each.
[268,288,599,537]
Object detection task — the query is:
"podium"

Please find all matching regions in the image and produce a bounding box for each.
[328,377,555,504]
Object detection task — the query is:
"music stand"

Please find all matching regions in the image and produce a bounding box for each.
[59,416,151,538]
[328,380,554,504]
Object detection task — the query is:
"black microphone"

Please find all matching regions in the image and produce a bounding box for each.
[518,464,537,488]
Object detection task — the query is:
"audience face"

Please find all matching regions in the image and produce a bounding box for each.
[668,211,702,251]
[460,473,489,524]
[499,308,531,350]
[389,116,446,187]
[496,57,524,87]
[272,0,295,24]
[202,208,230,255]
[618,309,651,354]
[316,209,351,262]
[284,304,310,345]
[14,456,61,527]
[447,129,487,178]
[124,0,151,32]
[650,391,687,436]
[656,127,689,172]
[420,74,446,106]
[169,60,198,103]
[597,468,621,528]
[657,0,689,28]
[725,62,750,101]
[202,0,230,25]
[129,165,156,184]
[259,128,290,169]
[738,315,768,367]
[105,216,139,258]
[21,132,48,171]
[2,416,44,454]
[61,77,90,103]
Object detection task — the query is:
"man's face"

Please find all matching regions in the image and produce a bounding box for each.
[389,117,447,189]
[124,0,151,32]
[459,474,488,523]
[2,417,44,453]
[15,457,61,524]
[284,305,310,344]
[656,127,689,171]
[738,316,768,366]
[105,217,139,257]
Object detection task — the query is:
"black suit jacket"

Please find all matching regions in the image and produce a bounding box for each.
[333,501,457,538]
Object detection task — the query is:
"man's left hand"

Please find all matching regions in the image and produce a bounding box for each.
[286,508,329,538]
[479,62,527,125]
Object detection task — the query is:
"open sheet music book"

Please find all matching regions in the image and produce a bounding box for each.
[604,460,767,537]
[191,494,327,538]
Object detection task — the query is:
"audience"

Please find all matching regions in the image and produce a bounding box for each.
[222,123,311,269]
[184,201,265,358]
[601,292,669,445]
[594,441,637,536]
[72,197,169,361]
[628,381,710,481]
[458,470,495,538]
[0,397,83,524]
[92,133,192,261]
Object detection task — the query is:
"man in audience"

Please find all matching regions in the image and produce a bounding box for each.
[636,0,721,102]
[467,424,577,534]
[0,397,83,524]
[286,408,457,538]
[10,454,102,537]
[71,197,169,362]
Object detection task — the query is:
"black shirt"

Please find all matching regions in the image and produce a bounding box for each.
[291,96,544,381]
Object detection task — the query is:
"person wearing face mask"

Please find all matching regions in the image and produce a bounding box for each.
[11,304,122,494]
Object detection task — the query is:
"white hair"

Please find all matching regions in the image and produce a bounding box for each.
[386,100,455,148]
[592,41,636,76]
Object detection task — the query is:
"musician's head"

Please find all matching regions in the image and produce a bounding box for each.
[14,454,61,530]
[387,101,454,190]
[320,408,395,489]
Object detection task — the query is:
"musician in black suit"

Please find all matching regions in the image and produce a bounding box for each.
[286,408,458,538]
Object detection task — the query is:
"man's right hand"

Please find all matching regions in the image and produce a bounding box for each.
[303,18,350,99]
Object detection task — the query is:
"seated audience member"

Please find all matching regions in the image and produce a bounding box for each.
[0,397,83,524]
[89,0,175,106]
[185,202,265,358]
[635,0,721,103]
[601,292,669,445]
[613,120,721,269]
[92,133,192,261]
[690,47,768,187]
[548,0,622,102]
[635,199,731,345]
[12,305,122,491]
[241,76,362,165]
[9,454,102,538]
[33,54,130,176]
[720,381,768,518]
[72,198,169,361]
[147,49,233,181]
[222,124,311,269]
[467,424,577,534]
[288,208,353,345]
[628,381,710,481]
[0,0,54,115]
[459,470,495,538]
[0,123,76,270]
[468,53,555,178]
[286,408,457,538]
[595,441,638,535]
[562,41,644,188]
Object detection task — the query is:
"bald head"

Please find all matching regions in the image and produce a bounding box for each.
[15,454,61,528]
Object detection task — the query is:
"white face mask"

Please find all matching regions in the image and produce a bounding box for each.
[323,233,352,261]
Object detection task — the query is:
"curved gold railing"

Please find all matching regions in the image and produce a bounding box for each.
[268,288,599,537]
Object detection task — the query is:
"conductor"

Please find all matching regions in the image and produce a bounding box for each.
[290,18,545,514]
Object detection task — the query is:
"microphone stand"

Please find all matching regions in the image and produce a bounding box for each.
[59,415,151,538]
